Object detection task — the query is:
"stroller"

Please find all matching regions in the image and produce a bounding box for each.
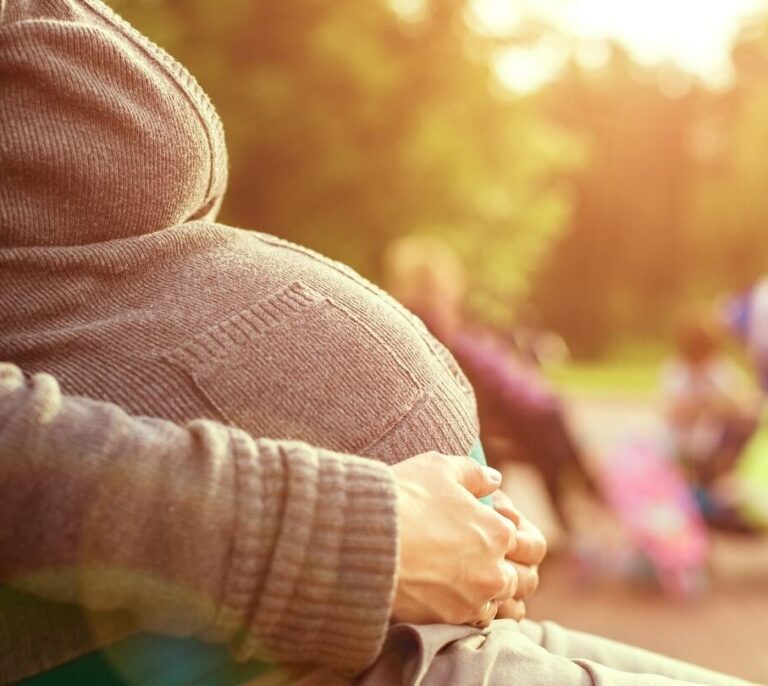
[598,439,710,599]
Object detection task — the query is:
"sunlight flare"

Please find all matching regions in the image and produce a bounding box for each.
[474,0,768,91]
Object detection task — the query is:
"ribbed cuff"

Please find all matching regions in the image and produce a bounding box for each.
[218,431,398,675]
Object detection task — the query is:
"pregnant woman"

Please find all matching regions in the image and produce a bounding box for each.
[0,1,753,684]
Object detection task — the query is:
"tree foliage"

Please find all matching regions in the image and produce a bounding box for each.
[108,1,768,356]
[684,21,768,296]
[108,0,577,328]
[530,26,768,357]
[530,48,697,356]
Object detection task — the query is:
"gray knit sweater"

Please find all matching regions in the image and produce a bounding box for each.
[0,0,479,681]
[0,364,396,683]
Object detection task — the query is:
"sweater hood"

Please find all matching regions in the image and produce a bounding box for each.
[0,0,228,247]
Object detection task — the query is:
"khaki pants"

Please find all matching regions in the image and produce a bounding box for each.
[354,620,756,686]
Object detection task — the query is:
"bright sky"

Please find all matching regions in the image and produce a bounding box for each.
[472,0,768,93]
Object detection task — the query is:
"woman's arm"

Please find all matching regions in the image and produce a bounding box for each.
[0,363,398,674]
[1,363,528,675]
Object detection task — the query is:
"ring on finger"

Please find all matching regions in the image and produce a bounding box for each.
[473,599,497,627]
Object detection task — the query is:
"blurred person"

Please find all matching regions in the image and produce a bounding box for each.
[0,2,755,683]
[385,235,596,531]
[661,313,760,531]
[662,314,759,479]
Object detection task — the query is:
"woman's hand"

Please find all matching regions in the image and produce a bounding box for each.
[390,453,519,627]
[492,489,547,621]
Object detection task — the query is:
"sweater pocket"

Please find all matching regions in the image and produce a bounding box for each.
[163,281,422,454]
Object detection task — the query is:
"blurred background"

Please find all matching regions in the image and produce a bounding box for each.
[109,0,768,681]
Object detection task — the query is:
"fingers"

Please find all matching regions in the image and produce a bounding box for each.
[471,599,498,628]
[497,513,518,554]
[492,492,544,601]
[496,598,527,621]
[491,489,521,525]
[496,559,519,601]
[475,562,529,627]
[492,490,547,565]
[492,559,537,602]
[449,455,502,499]
[391,453,519,627]
[513,519,547,566]
[509,562,539,600]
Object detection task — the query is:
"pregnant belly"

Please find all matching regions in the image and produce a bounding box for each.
[160,280,479,464]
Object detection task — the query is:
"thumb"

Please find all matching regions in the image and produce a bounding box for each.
[452,457,502,499]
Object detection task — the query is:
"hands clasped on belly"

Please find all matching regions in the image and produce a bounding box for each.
[389,453,547,627]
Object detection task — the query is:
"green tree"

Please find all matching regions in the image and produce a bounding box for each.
[108,0,578,328]
[531,47,699,357]
[684,20,768,296]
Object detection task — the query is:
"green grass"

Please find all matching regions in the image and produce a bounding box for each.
[546,338,758,400]
[545,353,662,399]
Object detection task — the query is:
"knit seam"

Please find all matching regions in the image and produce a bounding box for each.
[162,284,426,456]
[251,232,471,385]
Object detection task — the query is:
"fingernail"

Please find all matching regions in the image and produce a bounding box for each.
[483,466,502,485]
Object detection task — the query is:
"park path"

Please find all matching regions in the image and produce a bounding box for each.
[565,391,665,465]
[525,390,768,684]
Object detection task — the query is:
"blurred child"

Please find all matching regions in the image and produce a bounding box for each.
[662,314,758,481]
[661,315,761,534]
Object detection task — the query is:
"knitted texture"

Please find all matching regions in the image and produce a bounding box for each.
[0,0,477,462]
[0,0,228,245]
[0,365,398,682]
[0,0,479,680]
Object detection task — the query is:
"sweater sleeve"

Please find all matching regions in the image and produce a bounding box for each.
[0,363,398,674]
